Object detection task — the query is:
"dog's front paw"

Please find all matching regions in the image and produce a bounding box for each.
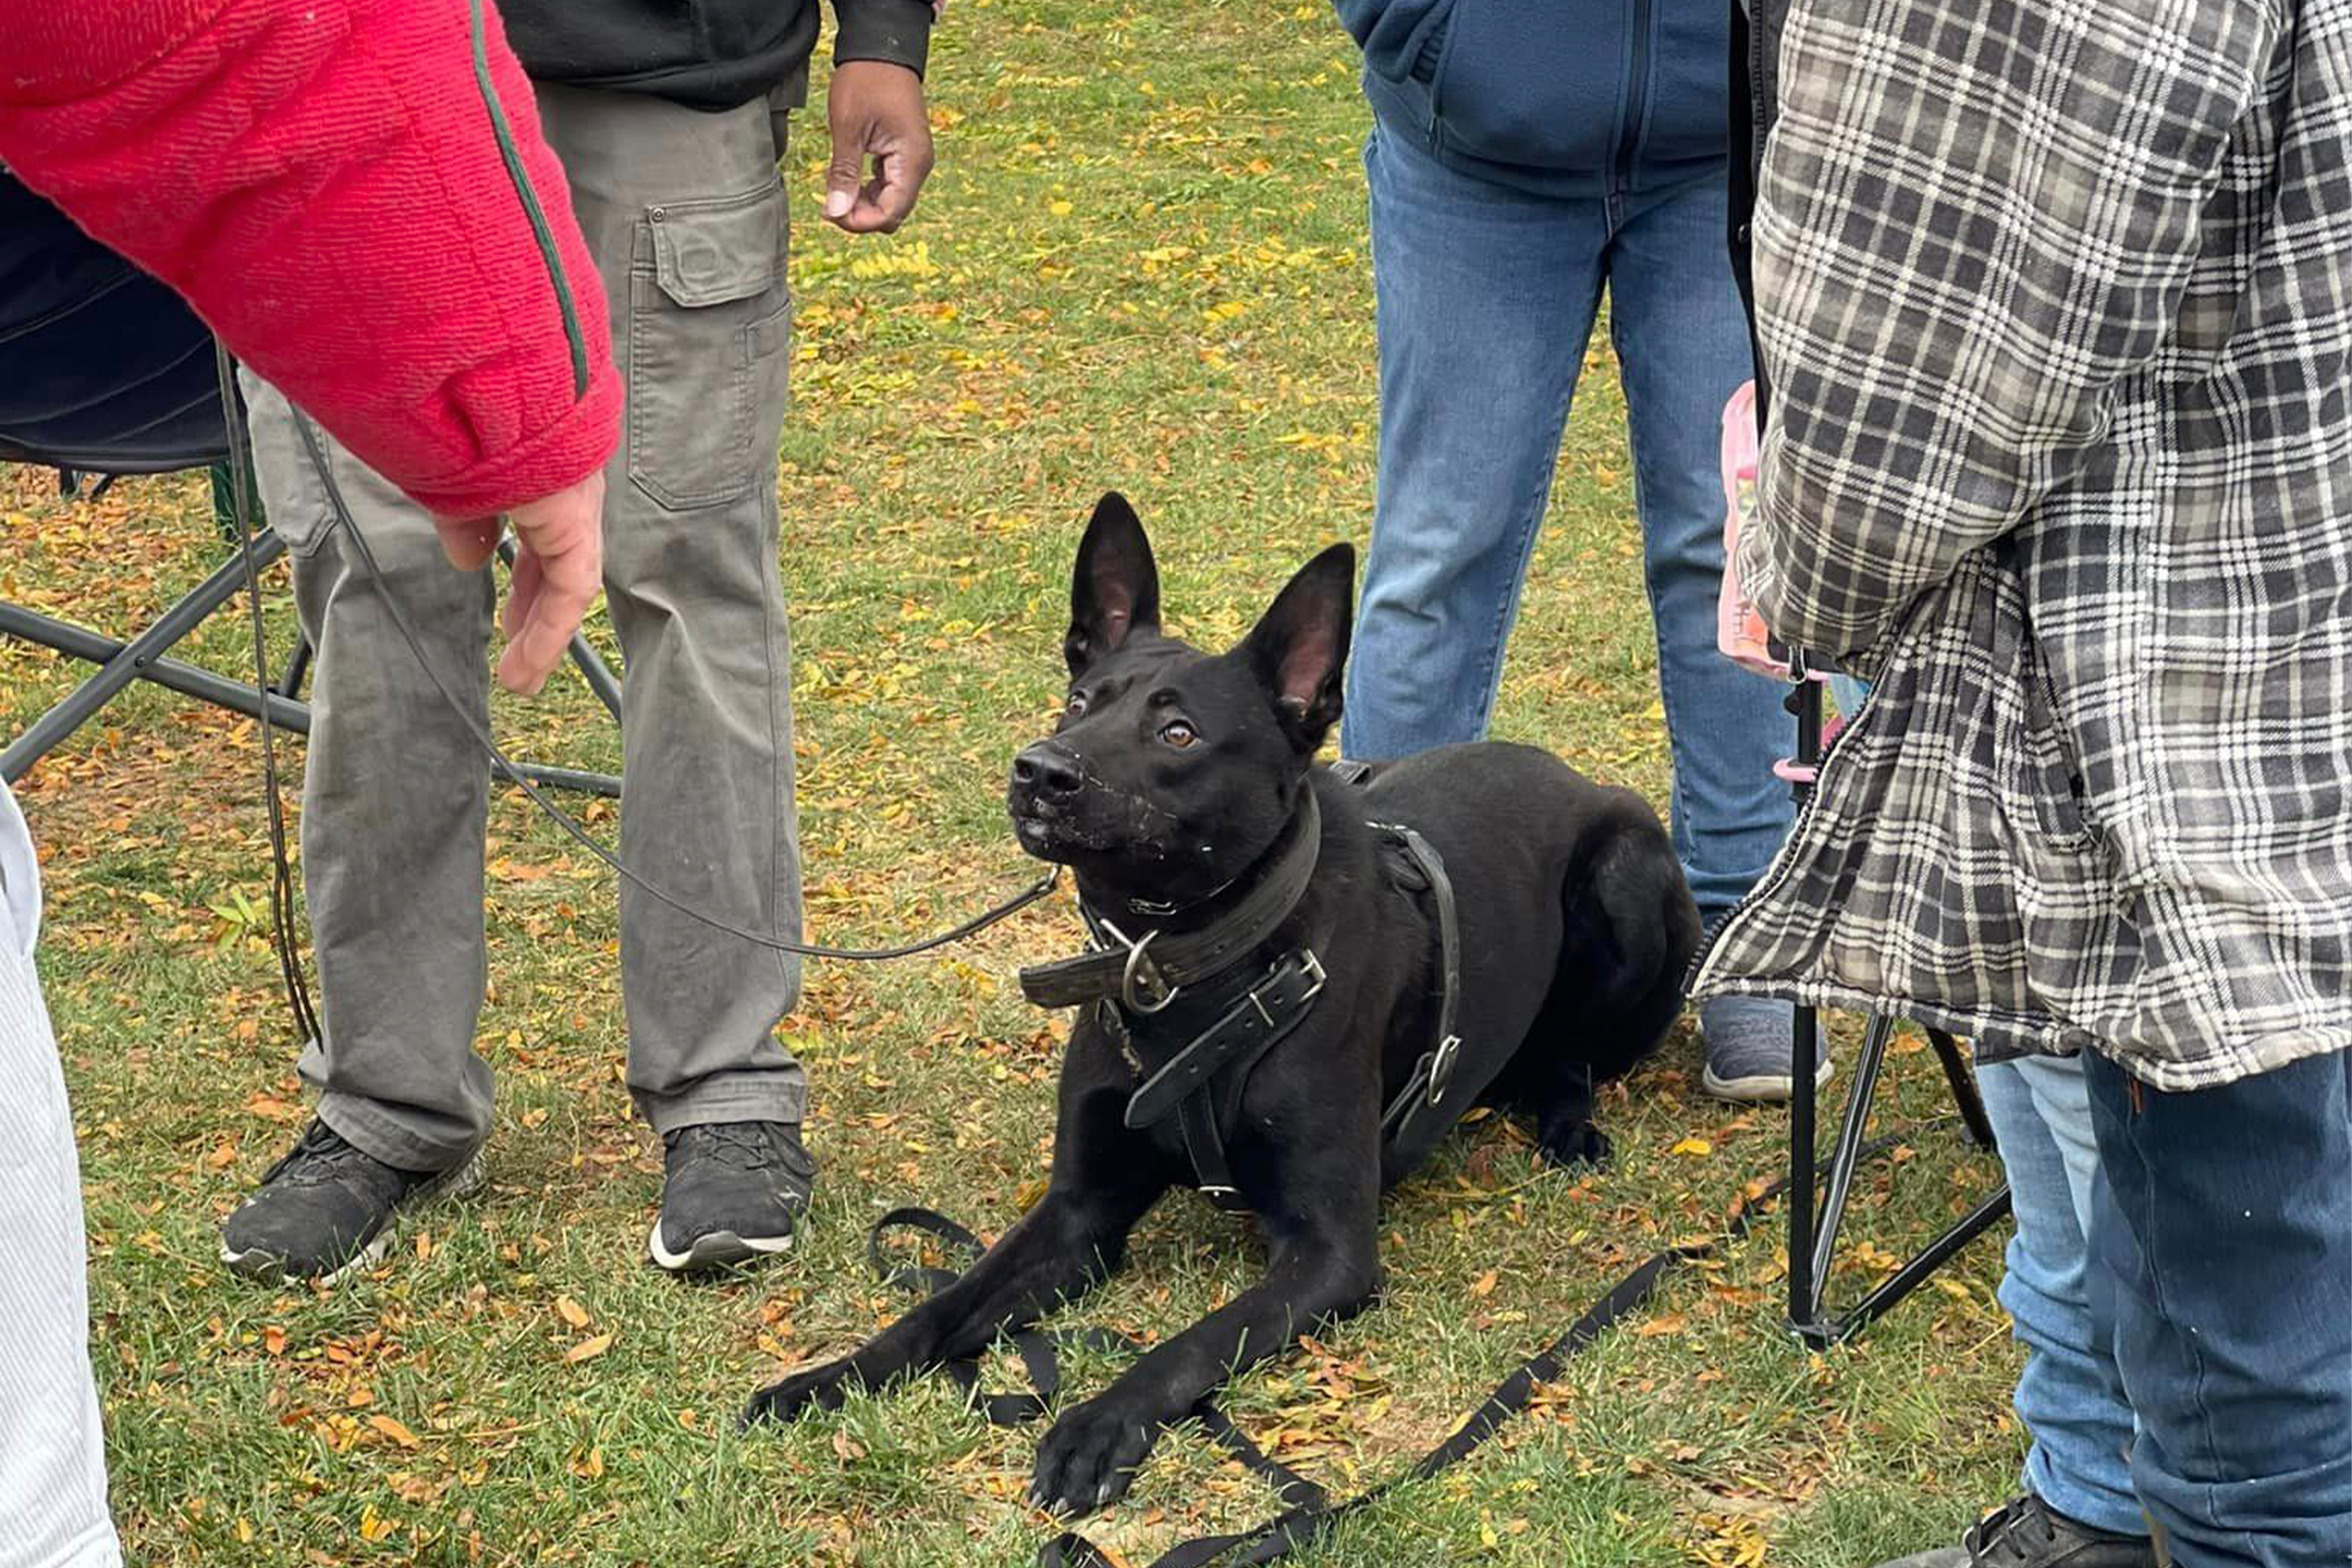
[1537,1117,1613,1169]
[741,1356,866,1428]
[1027,1394,1164,1517]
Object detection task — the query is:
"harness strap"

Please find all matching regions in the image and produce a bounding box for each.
[1126,950,1327,1130]
[1019,792,1323,1011]
[1375,823,1464,1151]
[1127,948,1327,1208]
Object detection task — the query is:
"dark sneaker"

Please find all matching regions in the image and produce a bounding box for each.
[220,1119,485,1285]
[1699,995,1836,1103]
[1870,1494,2156,1568]
[649,1120,815,1274]
[1961,1494,2156,1568]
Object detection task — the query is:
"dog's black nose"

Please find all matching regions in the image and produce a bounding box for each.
[1011,742,1083,798]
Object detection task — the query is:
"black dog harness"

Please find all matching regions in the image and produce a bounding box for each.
[1017,774,1465,1211]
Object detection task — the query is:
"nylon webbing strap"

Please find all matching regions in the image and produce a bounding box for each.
[868,1130,1937,1561]
[864,1210,1325,1502]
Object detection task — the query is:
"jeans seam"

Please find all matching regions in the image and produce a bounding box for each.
[2122,1083,2231,1540]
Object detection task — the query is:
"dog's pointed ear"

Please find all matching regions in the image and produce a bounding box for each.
[1239,543,1354,751]
[1066,492,1162,676]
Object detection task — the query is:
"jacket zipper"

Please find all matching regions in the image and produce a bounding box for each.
[1613,0,1655,192]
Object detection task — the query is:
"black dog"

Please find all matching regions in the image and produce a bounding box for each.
[747,494,1698,1516]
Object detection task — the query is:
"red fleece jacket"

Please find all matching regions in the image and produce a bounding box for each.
[0,0,620,519]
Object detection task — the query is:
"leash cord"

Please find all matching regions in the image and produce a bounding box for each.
[217,349,323,1049]
[873,1128,1929,1568]
[220,385,1060,965]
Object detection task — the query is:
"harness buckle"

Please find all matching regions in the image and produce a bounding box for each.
[1298,949,1327,997]
[1426,1032,1462,1106]
[1118,928,1180,1014]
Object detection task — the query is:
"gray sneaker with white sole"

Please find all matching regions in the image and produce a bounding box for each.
[221,1119,484,1285]
[1700,995,1836,1102]
[649,1120,815,1274]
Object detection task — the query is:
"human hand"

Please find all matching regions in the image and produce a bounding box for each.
[823,60,935,234]
[433,469,607,695]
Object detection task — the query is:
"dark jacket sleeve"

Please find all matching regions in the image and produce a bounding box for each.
[834,0,933,76]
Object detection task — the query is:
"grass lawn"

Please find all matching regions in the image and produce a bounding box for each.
[2,2,2023,1562]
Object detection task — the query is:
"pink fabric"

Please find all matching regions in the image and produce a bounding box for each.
[1717,379,1783,679]
[0,0,620,518]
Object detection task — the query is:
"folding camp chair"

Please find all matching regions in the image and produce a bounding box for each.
[0,169,620,796]
[1773,662,2012,1349]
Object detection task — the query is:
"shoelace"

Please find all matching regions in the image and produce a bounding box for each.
[678,1122,792,1173]
[265,1123,389,1189]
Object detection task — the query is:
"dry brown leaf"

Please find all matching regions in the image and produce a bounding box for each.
[555,1296,592,1330]
[367,1415,421,1450]
[564,1334,614,1365]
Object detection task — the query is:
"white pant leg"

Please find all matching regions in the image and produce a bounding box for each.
[0,783,121,1568]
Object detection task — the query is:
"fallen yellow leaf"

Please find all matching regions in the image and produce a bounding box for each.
[556,1296,592,1330]
[1670,1136,1713,1157]
[564,1334,613,1365]
[368,1414,421,1449]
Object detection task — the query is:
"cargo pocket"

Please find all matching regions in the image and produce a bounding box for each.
[628,182,791,512]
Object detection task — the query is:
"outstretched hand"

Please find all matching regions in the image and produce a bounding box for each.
[823,60,935,234]
[433,468,607,695]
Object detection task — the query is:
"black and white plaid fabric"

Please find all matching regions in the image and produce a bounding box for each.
[1692,0,2352,1087]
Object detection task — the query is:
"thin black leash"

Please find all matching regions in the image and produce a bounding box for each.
[874,1128,1925,1568]
[216,349,322,1049]
[216,346,1059,989]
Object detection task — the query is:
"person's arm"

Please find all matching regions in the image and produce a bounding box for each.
[1740,0,2276,663]
[823,0,938,235]
[0,0,621,691]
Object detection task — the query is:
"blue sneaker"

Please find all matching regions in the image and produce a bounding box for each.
[1699,995,1835,1103]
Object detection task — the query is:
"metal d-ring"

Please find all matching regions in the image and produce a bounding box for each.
[1120,929,1180,1014]
[1426,1032,1462,1106]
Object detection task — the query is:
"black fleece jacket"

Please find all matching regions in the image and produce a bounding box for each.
[498,0,932,111]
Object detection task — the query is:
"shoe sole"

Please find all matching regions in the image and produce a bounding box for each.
[219,1147,488,1287]
[645,1218,794,1275]
[1702,1055,1836,1105]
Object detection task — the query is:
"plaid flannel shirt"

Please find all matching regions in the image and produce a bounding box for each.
[1691,0,2352,1087]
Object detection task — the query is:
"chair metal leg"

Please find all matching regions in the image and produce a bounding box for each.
[1777,663,2010,1349]
[0,530,285,783]
[275,632,312,700]
[0,525,620,797]
[1808,1011,1897,1306]
[1929,1028,1998,1150]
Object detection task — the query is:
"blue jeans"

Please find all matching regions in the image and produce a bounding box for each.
[1343,124,1791,925]
[1979,1056,2145,1538]
[2083,1049,2351,1568]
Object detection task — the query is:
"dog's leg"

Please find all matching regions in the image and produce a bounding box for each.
[1532,1057,1612,1167]
[745,1074,1169,1426]
[1027,1158,1382,1516]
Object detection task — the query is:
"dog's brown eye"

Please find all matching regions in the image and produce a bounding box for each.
[1064,692,1089,717]
[1159,720,1198,748]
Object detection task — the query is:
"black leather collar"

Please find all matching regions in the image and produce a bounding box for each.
[1018,789,1323,1013]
